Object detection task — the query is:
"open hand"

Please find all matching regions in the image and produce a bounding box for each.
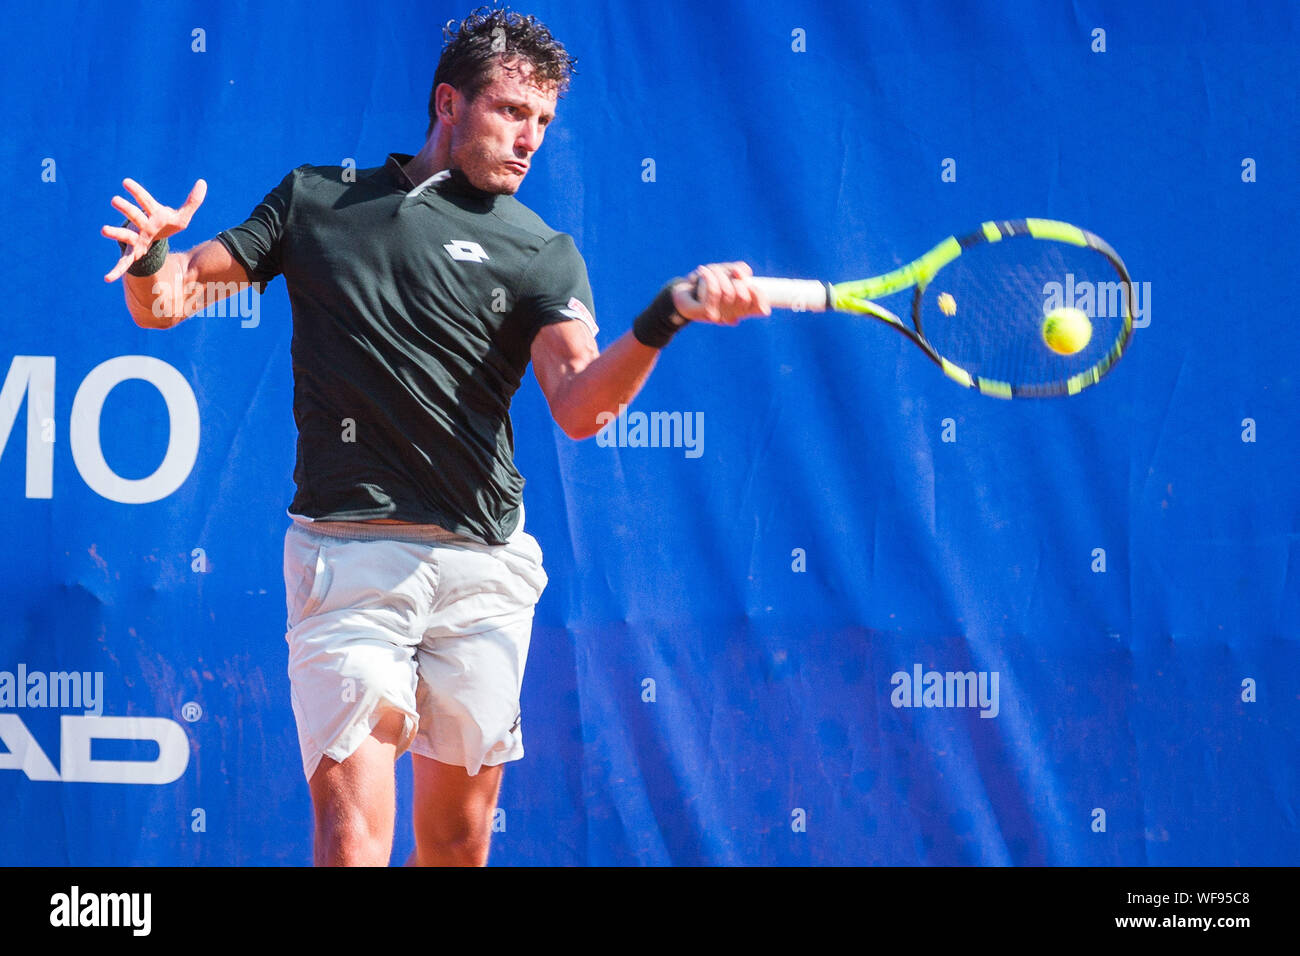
[101,178,206,282]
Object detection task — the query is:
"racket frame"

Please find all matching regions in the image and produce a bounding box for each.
[754,219,1135,398]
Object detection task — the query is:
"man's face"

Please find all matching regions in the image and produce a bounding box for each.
[449,62,558,195]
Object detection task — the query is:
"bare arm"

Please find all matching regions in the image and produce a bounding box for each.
[531,262,769,440]
[532,323,658,439]
[102,178,253,329]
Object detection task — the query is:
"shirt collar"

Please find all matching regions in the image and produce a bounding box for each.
[383,153,447,193]
[382,153,497,203]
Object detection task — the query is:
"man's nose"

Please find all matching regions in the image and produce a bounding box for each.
[517,119,544,152]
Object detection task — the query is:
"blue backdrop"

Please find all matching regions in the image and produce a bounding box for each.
[1,0,1296,865]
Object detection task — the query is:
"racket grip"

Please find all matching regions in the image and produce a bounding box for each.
[751,277,832,313]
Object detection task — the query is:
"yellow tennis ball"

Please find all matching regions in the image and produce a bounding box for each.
[937,292,957,316]
[1042,307,1092,355]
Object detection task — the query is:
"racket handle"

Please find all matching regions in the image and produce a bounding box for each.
[751,277,832,313]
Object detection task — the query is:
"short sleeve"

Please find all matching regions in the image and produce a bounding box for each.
[516,233,599,341]
[215,166,301,291]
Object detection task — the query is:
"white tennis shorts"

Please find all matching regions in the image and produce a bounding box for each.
[282,512,547,780]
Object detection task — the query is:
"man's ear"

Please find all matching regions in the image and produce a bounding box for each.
[434,83,461,125]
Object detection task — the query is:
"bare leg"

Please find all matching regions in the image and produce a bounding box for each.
[308,710,407,866]
[410,754,504,867]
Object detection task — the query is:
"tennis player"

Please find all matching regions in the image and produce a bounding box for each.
[103,7,768,866]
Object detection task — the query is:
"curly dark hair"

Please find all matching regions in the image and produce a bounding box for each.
[427,6,576,133]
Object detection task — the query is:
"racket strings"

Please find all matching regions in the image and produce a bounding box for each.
[918,238,1129,389]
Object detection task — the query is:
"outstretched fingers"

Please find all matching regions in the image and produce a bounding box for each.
[103,248,139,283]
[110,195,148,232]
[103,178,205,282]
[175,179,207,227]
[121,178,160,215]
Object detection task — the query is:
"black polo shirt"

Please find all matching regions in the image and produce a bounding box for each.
[216,153,598,544]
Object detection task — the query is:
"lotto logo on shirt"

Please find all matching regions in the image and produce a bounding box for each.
[443,240,490,263]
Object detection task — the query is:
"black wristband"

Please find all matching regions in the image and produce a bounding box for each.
[632,280,689,349]
[116,219,170,277]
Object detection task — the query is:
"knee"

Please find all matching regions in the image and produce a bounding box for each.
[315,806,392,866]
[415,820,493,866]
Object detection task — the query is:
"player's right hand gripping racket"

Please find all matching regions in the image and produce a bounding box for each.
[753,219,1134,398]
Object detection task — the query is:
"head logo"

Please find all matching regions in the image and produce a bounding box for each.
[443,240,489,263]
[0,715,189,784]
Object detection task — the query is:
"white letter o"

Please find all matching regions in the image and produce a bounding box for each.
[70,356,200,503]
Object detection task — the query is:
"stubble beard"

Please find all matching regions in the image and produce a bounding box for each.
[454,140,524,195]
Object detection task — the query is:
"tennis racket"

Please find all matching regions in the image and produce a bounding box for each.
[752,219,1134,398]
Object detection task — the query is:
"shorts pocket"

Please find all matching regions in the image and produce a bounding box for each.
[285,532,334,630]
[501,533,547,602]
